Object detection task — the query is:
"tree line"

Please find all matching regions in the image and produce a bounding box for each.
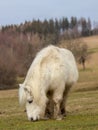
[1,17,98,38]
[0,16,98,89]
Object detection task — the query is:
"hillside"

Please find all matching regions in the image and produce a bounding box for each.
[0,35,98,130]
[82,35,98,67]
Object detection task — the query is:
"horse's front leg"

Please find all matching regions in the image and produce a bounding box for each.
[53,93,63,120]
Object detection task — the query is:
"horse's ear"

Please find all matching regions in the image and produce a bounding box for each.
[19,84,22,88]
[19,84,26,106]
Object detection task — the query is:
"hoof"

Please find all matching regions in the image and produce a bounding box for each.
[55,115,63,120]
[56,117,62,120]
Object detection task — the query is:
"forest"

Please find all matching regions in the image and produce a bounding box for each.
[0,16,98,89]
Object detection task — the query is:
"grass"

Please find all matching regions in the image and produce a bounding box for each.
[1,114,98,130]
[0,36,98,130]
[88,47,98,54]
[0,87,98,130]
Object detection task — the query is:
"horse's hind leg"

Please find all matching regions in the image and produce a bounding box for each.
[60,85,72,117]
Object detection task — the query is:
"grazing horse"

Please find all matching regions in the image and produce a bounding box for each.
[19,45,78,121]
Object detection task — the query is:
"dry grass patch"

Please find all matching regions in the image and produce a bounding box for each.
[83,35,98,49]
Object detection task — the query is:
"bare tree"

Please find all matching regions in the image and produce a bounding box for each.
[59,38,89,70]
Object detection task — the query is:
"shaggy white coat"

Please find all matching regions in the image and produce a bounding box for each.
[19,45,78,121]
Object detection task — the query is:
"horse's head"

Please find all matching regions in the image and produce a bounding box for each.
[19,84,45,121]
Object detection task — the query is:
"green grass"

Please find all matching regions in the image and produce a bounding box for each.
[0,114,98,130]
[0,83,98,130]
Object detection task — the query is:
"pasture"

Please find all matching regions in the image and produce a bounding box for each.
[0,35,98,130]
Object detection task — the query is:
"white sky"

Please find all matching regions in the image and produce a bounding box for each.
[0,0,98,26]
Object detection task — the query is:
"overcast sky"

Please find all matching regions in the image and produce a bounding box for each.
[0,0,98,26]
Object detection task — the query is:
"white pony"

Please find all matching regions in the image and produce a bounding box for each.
[19,45,78,121]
